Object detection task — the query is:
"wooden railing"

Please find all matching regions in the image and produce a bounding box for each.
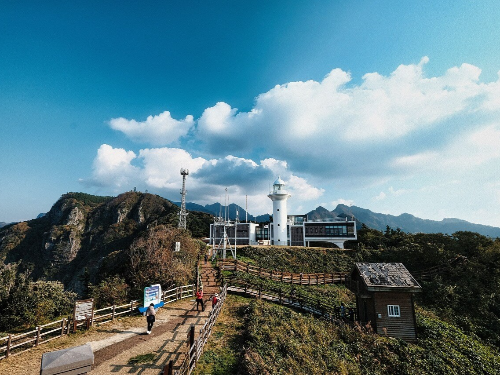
[218,259,349,285]
[162,284,228,375]
[0,284,195,361]
[225,278,355,322]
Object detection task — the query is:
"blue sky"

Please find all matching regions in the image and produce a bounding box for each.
[2,1,500,228]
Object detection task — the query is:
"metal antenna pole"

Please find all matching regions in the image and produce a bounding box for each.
[178,168,189,229]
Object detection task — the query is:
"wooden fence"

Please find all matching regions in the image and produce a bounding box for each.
[218,259,349,285]
[226,277,355,322]
[0,284,195,361]
[162,284,228,375]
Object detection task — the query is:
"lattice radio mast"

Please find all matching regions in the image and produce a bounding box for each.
[178,168,189,229]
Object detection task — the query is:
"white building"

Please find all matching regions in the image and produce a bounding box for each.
[209,177,357,249]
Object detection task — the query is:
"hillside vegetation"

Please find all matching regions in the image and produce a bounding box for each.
[0,192,211,332]
[199,228,500,373]
[240,300,500,374]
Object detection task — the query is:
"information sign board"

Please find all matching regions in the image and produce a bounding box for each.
[143,284,162,308]
[73,299,94,321]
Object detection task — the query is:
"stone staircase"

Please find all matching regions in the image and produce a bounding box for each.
[200,260,221,301]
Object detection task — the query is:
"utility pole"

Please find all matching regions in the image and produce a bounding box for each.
[178,168,189,229]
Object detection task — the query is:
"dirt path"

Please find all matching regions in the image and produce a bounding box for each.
[0,297,216,375]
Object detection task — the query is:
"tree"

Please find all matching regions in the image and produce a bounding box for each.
[127,225,201,292]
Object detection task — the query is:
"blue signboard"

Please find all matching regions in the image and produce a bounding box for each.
[138,284,164,313]
[144,284,162,307]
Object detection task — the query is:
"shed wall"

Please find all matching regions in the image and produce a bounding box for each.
[373,291,417,342]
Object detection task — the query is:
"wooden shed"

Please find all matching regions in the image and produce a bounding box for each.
[348,262,421,342]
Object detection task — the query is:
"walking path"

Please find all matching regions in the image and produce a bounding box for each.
[0,261,222,375]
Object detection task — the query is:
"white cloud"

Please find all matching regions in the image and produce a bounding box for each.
[109,111,194,146]
[139,148,206,189]
[85,144,140,189]
[90,58,500,226]
[287,175,324,201]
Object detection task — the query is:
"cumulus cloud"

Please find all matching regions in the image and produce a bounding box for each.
[193,57,500,182]
[89,58,500,224]
[83,144,140,189]
[109,111,194,146]
[84,144,324,215]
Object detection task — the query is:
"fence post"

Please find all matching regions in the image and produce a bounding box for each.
[60,318,66,337]
[6,335,11,357]
[189,324,195,347]
[112,305,116,321]
[309,274,311,285]
[130,301,134,316]
[35,326,41,346]
[258,285,262,299]
[300,273,303,285]
[270,269,273,281]
[163,360,173,375]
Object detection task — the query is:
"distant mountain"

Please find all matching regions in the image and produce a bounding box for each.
[175,202,270,223]
[306,204,500,238]
[0,222,9,229]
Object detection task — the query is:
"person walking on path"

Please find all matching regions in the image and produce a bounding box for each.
[146,303,156,334]
[204,253,208,264]
[211,293,218,309]
[196,288,204,311]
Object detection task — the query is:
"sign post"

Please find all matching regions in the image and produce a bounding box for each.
[73,299,94,332]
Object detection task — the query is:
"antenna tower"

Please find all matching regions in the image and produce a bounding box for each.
[178,168,189,229]
[212,188,237,260]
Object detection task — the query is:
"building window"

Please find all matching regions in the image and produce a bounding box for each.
[387,305,400,317]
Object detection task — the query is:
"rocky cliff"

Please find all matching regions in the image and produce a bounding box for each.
[0,192,212,294]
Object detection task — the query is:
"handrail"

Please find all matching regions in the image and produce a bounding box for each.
[225,278,356,322]
[218,259,349,285]
[0,283,195,361]
[168,284,228,375]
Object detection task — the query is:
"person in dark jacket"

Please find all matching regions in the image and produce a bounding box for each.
[146,303,156,334]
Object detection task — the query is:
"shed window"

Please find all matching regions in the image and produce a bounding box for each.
[387,305,400,317]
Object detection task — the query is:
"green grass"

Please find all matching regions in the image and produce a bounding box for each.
[128,352,156,364]
[193,295,248,375]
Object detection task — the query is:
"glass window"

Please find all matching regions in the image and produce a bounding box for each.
[387,305,400,317]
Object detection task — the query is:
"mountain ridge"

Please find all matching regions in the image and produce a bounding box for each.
[174,201,500,237]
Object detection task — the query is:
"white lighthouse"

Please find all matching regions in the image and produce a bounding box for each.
[268,177,291,246]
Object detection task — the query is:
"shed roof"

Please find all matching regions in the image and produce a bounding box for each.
[354,263,421,291]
